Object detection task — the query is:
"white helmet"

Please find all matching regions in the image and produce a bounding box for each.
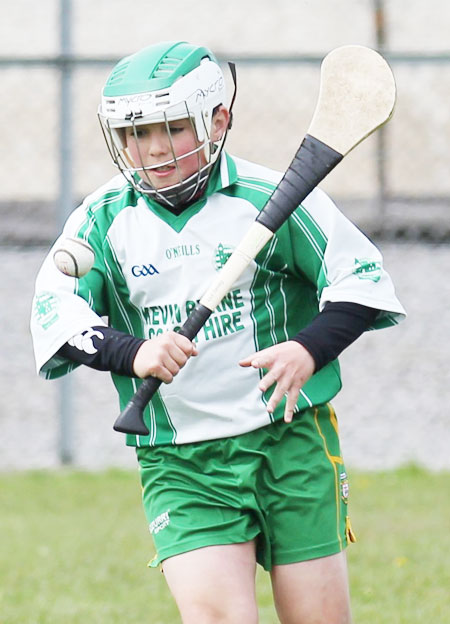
[98,41,235,208]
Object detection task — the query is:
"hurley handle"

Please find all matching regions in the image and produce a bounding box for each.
[113,303,212,434]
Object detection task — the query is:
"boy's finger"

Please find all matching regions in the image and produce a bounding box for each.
[238,355,254,367]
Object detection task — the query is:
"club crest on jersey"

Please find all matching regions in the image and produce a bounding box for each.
[340,471,349,504]
[353,258,381,282]
[214,243,233,270]
[33,292,60,330]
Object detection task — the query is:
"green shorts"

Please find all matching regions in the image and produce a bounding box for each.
[136,403,354,571]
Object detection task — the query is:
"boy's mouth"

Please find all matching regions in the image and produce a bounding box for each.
[152,164,176,175]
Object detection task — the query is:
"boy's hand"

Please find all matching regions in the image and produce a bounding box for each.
[239,341,315,422]
[133,331,198,382]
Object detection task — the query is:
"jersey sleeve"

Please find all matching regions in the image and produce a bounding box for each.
[284,187,406,329]
[30,204,108,379]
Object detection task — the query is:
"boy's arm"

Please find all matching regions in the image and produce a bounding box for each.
[57,326,145,376]
[57,326,197,383]
[287,187,406,327]
[291,301,379,372]
[239,301,378,422]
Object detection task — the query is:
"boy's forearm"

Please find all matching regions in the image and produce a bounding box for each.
[291,302,379,371]
[57,326,145,377]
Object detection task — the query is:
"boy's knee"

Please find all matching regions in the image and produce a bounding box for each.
[177,598,258,624]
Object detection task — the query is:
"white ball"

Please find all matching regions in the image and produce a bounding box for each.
[53,237,95,278]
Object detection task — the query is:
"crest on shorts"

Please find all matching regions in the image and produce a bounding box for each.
[340,471,349,504]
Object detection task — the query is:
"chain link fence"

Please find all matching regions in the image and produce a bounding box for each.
[2,53,450,245]
[2,1,450,246]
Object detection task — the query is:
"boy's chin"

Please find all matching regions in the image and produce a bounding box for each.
[143,171,195,191]
[138,175,175,190]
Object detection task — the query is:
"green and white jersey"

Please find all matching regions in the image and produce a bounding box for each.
[31,152,405,447]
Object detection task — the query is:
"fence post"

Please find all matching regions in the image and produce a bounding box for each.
[58,0,75,465]
[374,0,388,232]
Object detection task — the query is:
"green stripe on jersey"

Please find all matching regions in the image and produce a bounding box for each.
[222,173,330,296]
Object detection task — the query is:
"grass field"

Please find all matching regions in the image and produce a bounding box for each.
[1,466,448,623]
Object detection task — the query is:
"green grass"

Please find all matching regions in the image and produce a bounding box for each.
[0,466,448,623]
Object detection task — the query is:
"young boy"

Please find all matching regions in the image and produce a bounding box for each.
[31,41,405,623]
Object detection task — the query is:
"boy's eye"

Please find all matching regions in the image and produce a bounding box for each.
[133,128,148,139]
[126,128,142,140]
[169,126,184,134]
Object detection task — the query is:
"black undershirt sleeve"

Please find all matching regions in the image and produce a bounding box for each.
[291,301,379,372]
[57,326,145,377]
[57,302,378,378]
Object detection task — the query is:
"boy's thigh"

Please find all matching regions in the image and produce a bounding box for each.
[270,552,352,624]
[162,542,259,623]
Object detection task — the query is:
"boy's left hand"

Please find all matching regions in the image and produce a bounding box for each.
[239,341,315,422]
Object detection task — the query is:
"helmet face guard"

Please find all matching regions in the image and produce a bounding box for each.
[98,42,236,208]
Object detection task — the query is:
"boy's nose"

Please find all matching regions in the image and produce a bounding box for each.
[148,129,169,156]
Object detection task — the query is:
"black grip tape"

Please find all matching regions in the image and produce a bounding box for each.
[177,303,212,341]
[131,375,162,409]
[256,134,343,233]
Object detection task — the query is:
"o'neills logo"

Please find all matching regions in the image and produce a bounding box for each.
[165,244,201,260]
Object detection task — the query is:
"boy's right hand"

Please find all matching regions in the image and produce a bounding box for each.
[132,331,198,382]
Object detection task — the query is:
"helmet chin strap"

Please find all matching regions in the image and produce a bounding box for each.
[137,165,210,211]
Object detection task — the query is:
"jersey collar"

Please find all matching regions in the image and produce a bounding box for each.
[139,152,238,231]
[206,151,238,196]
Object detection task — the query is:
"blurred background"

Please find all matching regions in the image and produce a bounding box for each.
[1,0,449,470]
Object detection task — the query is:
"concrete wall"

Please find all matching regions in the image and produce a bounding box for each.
[2,242,449,472]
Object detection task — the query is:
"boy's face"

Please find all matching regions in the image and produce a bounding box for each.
[124,118,206,190]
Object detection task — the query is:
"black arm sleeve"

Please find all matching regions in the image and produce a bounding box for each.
[57,326,145,377]
[291,302,379,372]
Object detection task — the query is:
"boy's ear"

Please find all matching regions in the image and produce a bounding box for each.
[211,106,230,141]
